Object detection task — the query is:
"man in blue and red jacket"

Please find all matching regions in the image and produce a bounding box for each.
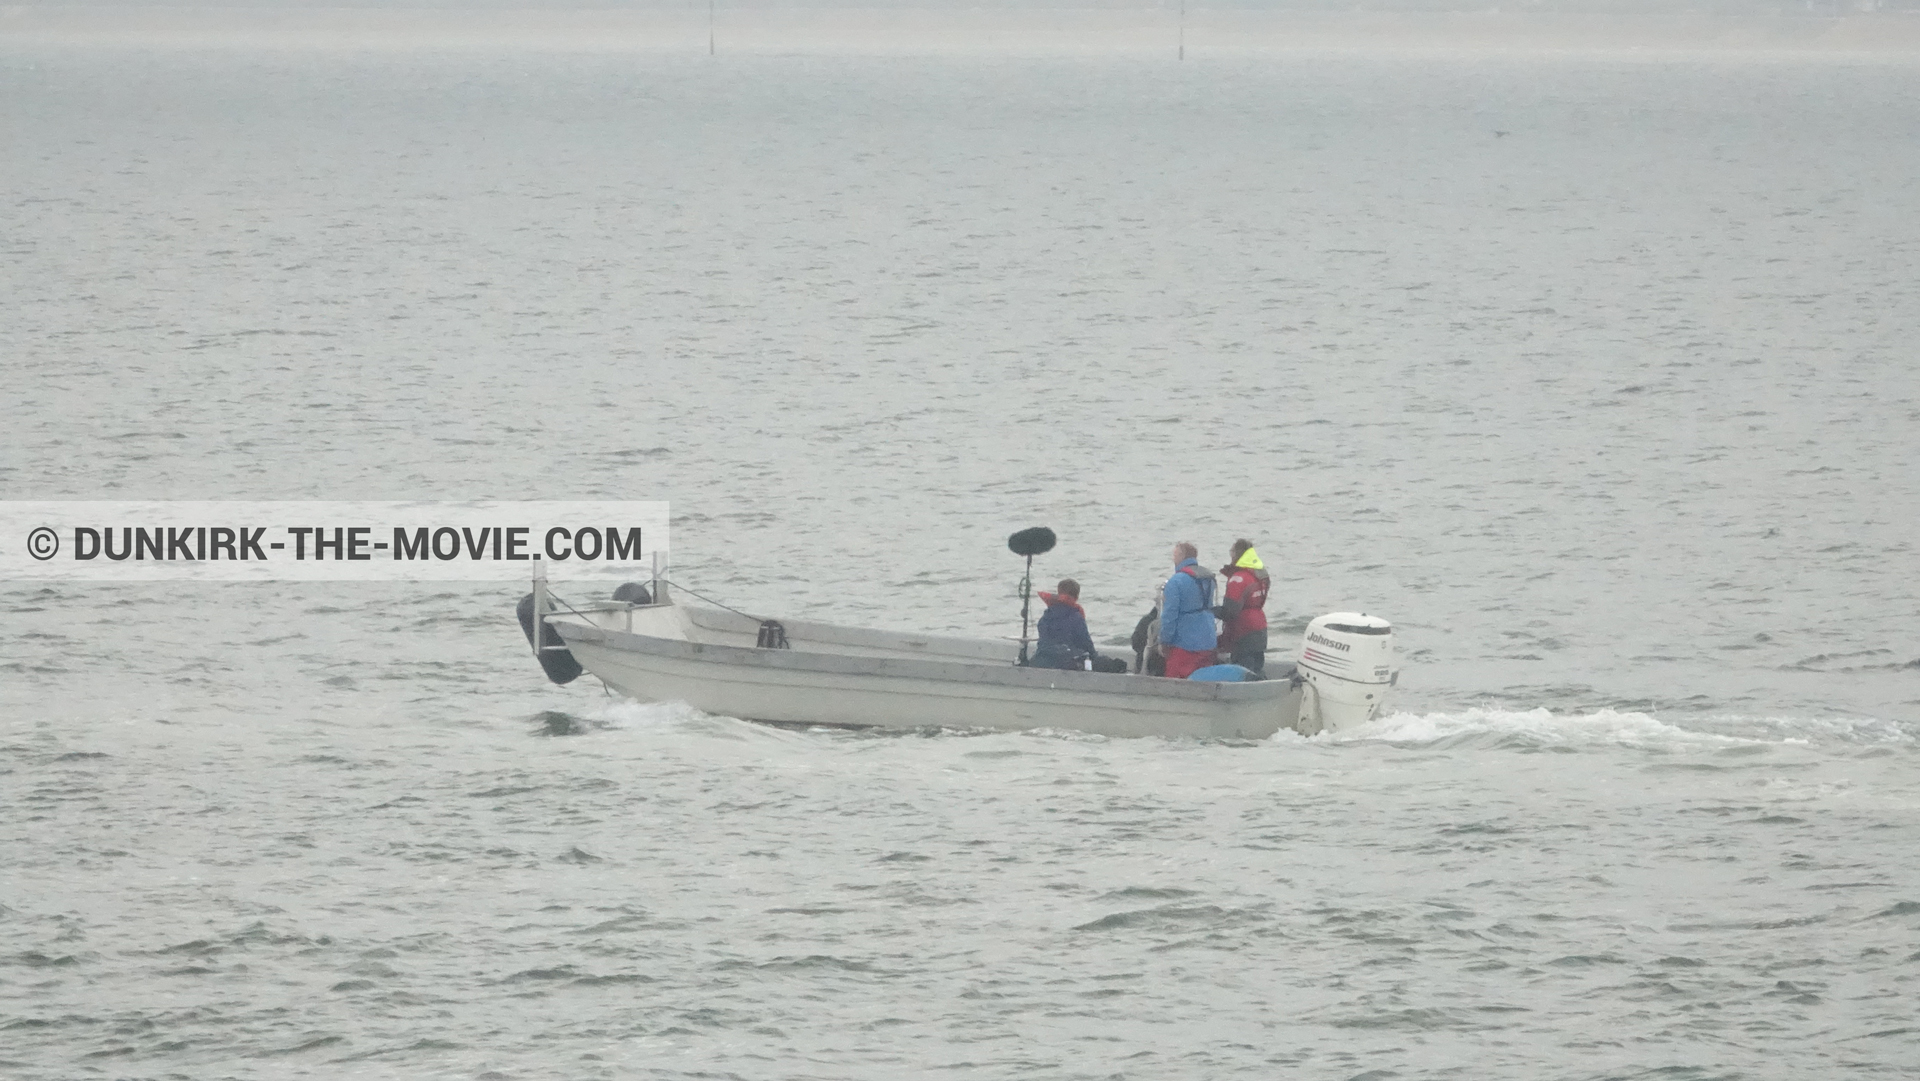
[1158,542,1218,679]
[1032,578,1098,670]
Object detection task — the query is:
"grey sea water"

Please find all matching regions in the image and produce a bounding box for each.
[3,44,1919,1079]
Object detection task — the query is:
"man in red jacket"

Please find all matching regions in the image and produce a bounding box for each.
[1215,538,1271,675]
[1032,579,1097,670]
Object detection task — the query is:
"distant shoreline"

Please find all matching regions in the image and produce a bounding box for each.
[5,7,1920,54]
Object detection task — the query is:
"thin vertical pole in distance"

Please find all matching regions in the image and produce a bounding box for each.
[531,558,548,658]
[709,0,716,55]
[1017,553,1033,666]
[1179,0,1185,61]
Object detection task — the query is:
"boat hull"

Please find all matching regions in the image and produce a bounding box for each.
[552,612,1304,740]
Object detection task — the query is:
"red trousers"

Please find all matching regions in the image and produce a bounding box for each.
[1164,646,1214,680]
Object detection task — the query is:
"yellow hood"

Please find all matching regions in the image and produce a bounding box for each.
[1234,547,1264,570]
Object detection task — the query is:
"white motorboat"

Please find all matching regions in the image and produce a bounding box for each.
[522,566,1397,739]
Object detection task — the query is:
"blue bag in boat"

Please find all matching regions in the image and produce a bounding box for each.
[1188,664,1254,682]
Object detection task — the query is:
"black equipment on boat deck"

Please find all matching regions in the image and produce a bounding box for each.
[517,592,584,685]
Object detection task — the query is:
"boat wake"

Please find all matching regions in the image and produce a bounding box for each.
[559,696,1916,753]
[1320,706,1917,750]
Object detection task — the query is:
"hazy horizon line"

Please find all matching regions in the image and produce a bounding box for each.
[7,3,1920,55]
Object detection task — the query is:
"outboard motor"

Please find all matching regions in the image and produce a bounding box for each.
[1296,612,1394,734]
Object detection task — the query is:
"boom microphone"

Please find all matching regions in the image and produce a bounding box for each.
[1007,526,1056,557]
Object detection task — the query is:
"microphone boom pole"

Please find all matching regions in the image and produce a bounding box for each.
[1018,552,1034,665]
[1006,526,1057,667]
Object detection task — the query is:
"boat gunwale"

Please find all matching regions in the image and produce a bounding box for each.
[678,603,1016,661]
[551,617,1294,703]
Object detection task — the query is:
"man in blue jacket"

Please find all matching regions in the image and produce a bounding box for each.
[1158,542,1218,679]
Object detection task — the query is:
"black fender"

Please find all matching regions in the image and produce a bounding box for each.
[516,593,584,685]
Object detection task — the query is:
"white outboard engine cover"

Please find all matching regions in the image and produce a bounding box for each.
[1296,612,1395,734]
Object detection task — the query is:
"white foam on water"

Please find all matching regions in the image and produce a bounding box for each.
[573,696,1916,755]
[1696,713,1920,746]
[1317,707,1919,750]
[583,698,787,741]
[1325,707,1764,749]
